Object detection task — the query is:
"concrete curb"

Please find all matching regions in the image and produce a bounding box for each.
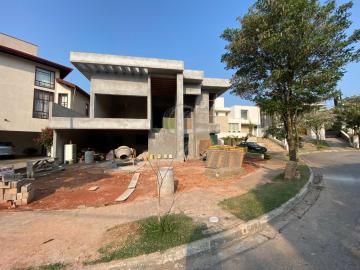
[87,167,314,270]
[299,149,358,155]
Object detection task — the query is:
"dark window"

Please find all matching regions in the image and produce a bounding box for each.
[35,67,55,89]
[33,89,54,119]
[58,93,68,107]
[241,110,248,120]
[85,103,89,117]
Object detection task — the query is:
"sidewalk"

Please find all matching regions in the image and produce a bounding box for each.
[0,158,285,270]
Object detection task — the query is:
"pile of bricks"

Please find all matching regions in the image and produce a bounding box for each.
[0,167,35,206]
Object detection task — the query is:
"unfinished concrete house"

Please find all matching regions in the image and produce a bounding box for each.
[50,52,230,161]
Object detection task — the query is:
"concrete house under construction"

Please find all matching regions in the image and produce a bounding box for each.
[50,52,230,161]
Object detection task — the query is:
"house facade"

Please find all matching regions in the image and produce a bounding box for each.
[50,52,230,161]
[0,33,89,155]
[214,97,262,138]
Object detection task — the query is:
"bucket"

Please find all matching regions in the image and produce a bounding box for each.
[85,151,94,164]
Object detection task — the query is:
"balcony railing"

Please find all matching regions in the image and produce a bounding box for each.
[35,80,55,89]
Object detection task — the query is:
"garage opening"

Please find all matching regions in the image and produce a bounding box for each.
[94,94,147,119]
[56,129,148,158]
[151,77,176,128]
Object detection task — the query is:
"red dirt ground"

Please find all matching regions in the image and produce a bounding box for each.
[0,159,258,211]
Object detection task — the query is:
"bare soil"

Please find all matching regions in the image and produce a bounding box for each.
[0,159,257,211]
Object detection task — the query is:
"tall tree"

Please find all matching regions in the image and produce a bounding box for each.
[221,0,359,162]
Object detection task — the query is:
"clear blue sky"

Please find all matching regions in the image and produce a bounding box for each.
[1,0,359,106]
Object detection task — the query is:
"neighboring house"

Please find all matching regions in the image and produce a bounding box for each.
[214,97,262,138]
[50,52,230,161]
[0,33,89,155]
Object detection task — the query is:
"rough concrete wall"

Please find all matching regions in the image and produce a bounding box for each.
[0,52,60,132]
[51,103,85,118]
[72,91,89,117]
[194,91,210,156]
[148,129,176,157]
[184,83,201,95]
[91,74,148,96]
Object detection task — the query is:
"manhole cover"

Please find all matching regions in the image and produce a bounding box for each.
[209,216,220,223]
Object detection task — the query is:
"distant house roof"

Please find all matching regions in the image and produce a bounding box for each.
[0,44,72,78]
[56,78,89,97]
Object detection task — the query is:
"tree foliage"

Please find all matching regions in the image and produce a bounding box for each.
[221,0,360,161]
[34,127,53,151]
[302,109,334,142]
[336,95,360,135]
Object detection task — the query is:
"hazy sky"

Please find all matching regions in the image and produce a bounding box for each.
[1,0,359,106]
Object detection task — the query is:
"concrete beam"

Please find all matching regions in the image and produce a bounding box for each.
[184,69,204,81]
[49,117,151,130]
[202,78,231,89]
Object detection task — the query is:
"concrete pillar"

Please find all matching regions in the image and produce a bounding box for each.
[90,91,95,118]
[194,91,210,157]
[90,77,95,118]
[147,76,152,128]
[176,73,184,159]
[52,130,65,163]
[52,129,58,159]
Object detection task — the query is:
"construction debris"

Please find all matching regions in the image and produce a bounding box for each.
[0,167,35,206]
[88,186,99,191]
[106,150,115,161]
[115,172,140,202]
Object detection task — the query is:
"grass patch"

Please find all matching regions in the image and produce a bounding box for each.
[309,140,330,150]
[219,164,310,221]
[87,213,207,264]
[13,263,66,270]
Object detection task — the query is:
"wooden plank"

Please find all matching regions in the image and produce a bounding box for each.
[115,188,135,202]
[128,173,140,189]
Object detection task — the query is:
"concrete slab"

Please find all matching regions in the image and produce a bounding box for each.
[115,188,135,202]
[128,173,140,189]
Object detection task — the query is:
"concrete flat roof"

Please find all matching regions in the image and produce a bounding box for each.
[71,52,184,71]
[202,78,231,89]
[183,69,204,81]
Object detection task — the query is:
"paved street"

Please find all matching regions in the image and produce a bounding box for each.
[182,150,360,270]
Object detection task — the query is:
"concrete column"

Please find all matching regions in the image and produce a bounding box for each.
[147,76,152,128]
[90,91,95,118]
[90,78,95,118]
[176,73,184,159]
[51,129,58,159]
[52,130,65,162]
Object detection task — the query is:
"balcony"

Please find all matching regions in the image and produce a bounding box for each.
[49,102,150,130]
[35,79,54,89]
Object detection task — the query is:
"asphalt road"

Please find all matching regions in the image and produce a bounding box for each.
[207,151,360,270]
[176,150,360,270]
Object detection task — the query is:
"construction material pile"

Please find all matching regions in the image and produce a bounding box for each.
[0,166,34,206]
